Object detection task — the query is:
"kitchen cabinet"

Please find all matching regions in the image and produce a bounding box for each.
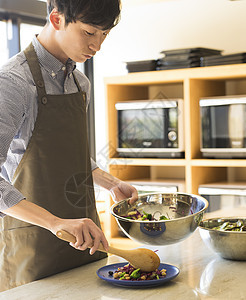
[103,64,246,247]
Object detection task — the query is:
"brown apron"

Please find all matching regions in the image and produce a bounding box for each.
[0,43,106,291]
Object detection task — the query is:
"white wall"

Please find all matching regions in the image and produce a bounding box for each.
[93,0,246,170]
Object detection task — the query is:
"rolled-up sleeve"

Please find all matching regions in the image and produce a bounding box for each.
[0,182,25,217]
[0,72,27,217]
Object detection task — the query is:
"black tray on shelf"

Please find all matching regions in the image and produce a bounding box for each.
[163,53,201,62]
[201,52,246,67]
[156,57,200,70]
[202,60,246,67]
[203,53,246,61]
[156,64,200,71]
[126,59,157,73]
[157,58,200,66]
[160,47,222,57]
[157,47,223,70]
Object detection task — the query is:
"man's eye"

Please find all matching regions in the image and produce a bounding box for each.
[85,31,94,36]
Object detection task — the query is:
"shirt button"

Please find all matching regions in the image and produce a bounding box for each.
[62,66,66,71]
[51,72,56,78]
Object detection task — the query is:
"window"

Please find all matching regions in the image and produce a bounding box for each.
[0,0,46,58]
[0,0,95,158]
[0,21,9,67]
[20,23,43,50]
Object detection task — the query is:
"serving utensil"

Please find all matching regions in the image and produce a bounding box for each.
[56,229,160,272]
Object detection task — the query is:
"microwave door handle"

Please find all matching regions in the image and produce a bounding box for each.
[228,104,244,148]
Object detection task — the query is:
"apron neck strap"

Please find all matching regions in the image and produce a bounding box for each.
[24,42,85,100]
[72,72,82,93]
[24,43,47,98]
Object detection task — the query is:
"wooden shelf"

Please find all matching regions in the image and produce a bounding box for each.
[104,64,246,85]
[191,159,246,167]
[104,64,246,243]
[108,158,186,166]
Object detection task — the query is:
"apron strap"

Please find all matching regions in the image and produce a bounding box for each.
[24,42,86,104]
[72,73,82,92]
[24,43,47,99]
[72,73,87,104]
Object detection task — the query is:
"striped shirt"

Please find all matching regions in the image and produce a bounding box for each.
[0,36,97,217]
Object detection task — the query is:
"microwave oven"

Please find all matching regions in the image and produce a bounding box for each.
[126,179,185,194]
[115,99,184,158]
[200,95,246,158]
[198,182,246,212]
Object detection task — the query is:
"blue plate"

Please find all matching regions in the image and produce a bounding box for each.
[96,262,180,287]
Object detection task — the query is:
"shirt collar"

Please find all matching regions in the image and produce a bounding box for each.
[66,58,76,74]
[31,36,76,77]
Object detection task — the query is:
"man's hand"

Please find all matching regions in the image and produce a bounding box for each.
[53,217,109,255]
[3,199,109,255]
[92,168,138,204]
[109,181,138,205]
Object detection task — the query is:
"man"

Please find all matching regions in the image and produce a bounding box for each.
[0,0,138,291]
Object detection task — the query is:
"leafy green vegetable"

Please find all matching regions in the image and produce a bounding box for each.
[119,272,126,279]
[212,220,246,231]
[130,268,141,279]
[143,211,153,221]
[123,209,170,221]
[112,264,167,281]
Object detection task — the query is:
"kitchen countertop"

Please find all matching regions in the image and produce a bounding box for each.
[1,207,246,300]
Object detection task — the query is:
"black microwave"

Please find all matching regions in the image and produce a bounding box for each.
[200,95,246,158]
[115,99,184,158]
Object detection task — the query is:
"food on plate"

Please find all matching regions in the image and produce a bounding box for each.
[212,220,246,232]
[122,209,170,221]
[108,263,166,281]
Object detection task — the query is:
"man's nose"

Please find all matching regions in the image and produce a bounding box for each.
[89,36,103,52]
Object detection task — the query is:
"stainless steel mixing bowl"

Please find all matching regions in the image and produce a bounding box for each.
[199,217,246,260]
[111,192,208,246]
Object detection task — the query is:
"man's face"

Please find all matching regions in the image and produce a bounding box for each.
[55,18,110,63]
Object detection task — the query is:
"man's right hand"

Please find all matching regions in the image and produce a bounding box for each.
[52,217,109,255]
[3,199,109,255]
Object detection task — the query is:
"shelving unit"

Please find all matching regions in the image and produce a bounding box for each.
[103,64,246,248]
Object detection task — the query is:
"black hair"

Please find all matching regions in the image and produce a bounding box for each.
[47,0,121,30]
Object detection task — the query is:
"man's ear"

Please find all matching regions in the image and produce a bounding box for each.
[49,8,65,30]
